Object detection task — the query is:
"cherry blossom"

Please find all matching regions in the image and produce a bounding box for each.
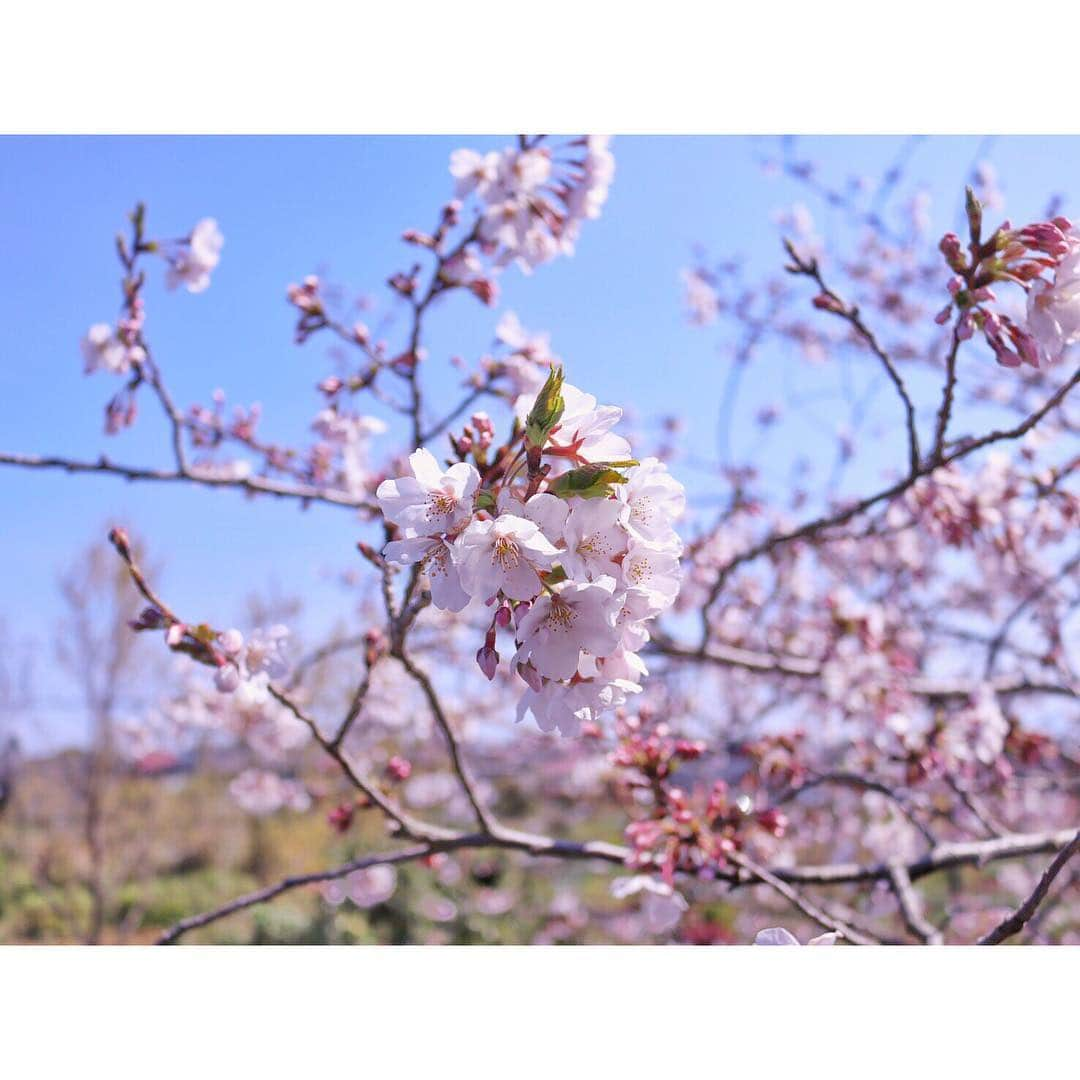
[1027,228,1080,363]
[514,678,612,738]
[453,514,559,602]
[243,625,291,680]
[449,148,500,200]
[165,217,224,293]
[537,382,632,466]
[610,875,689,935]
[621,540,682,612]
[383,535,470,612]
[616,457,686,545]
[560,499,628,581]
[376,449,480,537]
[753,928,839,946]
[514,578,621,680]
[81,322,142,375]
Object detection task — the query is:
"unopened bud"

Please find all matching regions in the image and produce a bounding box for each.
[964,186,983,246]
[811,293,845,314]
[385,755,412,782]
[476,645,499,681]
[939,231,967,272]
[524,365,565,449]
[516,660,543,692]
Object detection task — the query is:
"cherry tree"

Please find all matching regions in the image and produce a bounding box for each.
[3,135,1077,945]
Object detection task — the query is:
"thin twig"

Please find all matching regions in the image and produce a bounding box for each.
[887,860,943,944]
[393,648,499,834]
[727,848,877,945]
[977,829,1080,945]
[0,451,375,511]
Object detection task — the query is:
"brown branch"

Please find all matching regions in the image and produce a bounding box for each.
[887,860,943,944]
[157,843,435,944]
[0,451,374,511]
[153,823,1078,944]
[931,329,962,464]
[727,848,878,945]
[977,829,1080,945]
[107,527,178,623]
[785,240,921,476]
[265,685,442,841]
[393,647,499,834]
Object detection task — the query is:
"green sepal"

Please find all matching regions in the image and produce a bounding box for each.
[547,461,638,500]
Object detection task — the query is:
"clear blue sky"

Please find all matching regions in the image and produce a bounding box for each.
[4,135,1079,747]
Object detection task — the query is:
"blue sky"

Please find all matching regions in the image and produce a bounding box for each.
[4,134,1080,747]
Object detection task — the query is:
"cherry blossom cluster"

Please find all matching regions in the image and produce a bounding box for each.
[935,190,1080,368]
[613,712,787,884]
[449,136,614,273]
[375,367,685,737]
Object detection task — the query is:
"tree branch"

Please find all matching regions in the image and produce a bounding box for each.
[0,451,374,511]
[977,829,1080,945]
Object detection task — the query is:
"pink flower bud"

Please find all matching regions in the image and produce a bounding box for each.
[388,272,416,297]
[328,803,355,833]
[1016,221,1070,258]
[811,293,845,314]
[476,645,499,681]
[938,232,966,271]
[385,755,412,782]
[516,661,543,693]
[129,605,166,631]
[468,278,499,307]
[165,623,185,647]
[402,228,436,248]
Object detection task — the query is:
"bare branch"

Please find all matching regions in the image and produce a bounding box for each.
[887,860,943,944]
[784,240,921,476]
[727,848,878,945]
[0,451,375,511]
[393,647,499,834]
[977,829,1080,945]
